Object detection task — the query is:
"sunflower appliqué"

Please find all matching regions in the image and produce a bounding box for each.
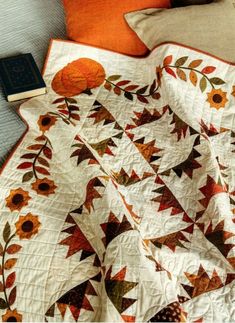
[2,309,22,322]
[5,188,31,212]
[15,213,41,240]
[38,114,57,132]
[206,88,228,110]
[51,58,106,97]
[31,178,57,196]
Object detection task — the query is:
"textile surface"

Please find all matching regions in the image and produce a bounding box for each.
[0,0,66,167]
[125,0,235,63]
[62,0,170,56]
[0,39,234,322]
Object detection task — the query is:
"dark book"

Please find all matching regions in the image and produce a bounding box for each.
[0,53,46,102]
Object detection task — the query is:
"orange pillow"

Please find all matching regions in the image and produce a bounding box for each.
[62,0,171,56]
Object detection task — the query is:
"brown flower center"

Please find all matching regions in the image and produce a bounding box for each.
[38,183,50,191]
[41,117,51,126]
[213,94,223,103]
[12,194,24,205]
[22,220,34,232]
[7,317,17,322]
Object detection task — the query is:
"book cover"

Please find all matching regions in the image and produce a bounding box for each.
[0,53,46,101]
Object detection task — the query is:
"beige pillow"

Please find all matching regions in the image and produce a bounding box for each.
[125,0,235,63]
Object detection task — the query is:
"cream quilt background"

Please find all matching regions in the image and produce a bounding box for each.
[0,40,234,322]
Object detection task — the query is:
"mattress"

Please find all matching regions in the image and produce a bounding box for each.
[0,0,66,167]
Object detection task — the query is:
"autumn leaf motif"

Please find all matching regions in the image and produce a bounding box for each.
[189,70,198,86]
[88,101,122,131]
[48,97,80,126]
[83,177,106,213]
[169,108,197,141]
[105,266,138,321]
[150,225,193,252]
[16,136,57,197]
[151,176,185,216]
[200,119,221,137]
[0,220,36,313]
[89,101,115,125]
[188,59,203,68]
[112,168,154,187]
[198,175,227,210]
[172,136,202,178]
[133,138,161,163]
[175,56,189,67]
[17,135,52,180]
[45,273,100,322]
[6,245,21,255]
[59,214,95,259]
[70,135,98,166]
[126,106,168,131]
[165,66,177,78]
[163,55,173,66]
[197,220,234,264]
[182,265,234,298]
[200,77,207,93]
[100,212,133,247]
[90,137,117,157]
[176,68,187,81]
[161,55,226,96]
[4,259,17,270]
[104,74,160,103]
[201,66,216,74]
[133,137,162,173]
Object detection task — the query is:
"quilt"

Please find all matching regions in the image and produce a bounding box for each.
[0,39,235,322]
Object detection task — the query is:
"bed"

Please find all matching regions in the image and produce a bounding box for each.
[0,1,234,322]
[0,0,66,167]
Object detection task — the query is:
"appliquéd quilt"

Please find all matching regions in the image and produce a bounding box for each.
[0,39,235,322]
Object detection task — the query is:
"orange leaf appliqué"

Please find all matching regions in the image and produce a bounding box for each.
[9,286,17,306]
[6,244,22,254]
[17,162,33,170]
[4,259,17,270]
[201,66,216,74]
[6,272,16,289]
[34,166,50,176]
[165,67,176,78]
[163,55,173,66]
